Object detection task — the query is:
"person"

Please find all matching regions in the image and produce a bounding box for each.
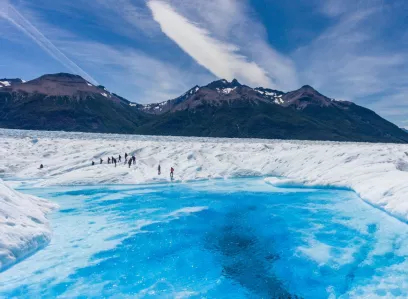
[158,164,161,175]
[170,167,174,180]
[113,158,117,167]
[100,158,103,164]
[92,161,95,166]
[125,153,128,162]
[39,164,44,169]
[128,158,132,168]
[132,156,136,165]
[118,155,121,162]
[108,157,111,164]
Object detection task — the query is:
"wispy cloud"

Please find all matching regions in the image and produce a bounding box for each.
[147,0,273,88]
[57,40,214,103]
[293,0,408,126]
[0,0,97,84]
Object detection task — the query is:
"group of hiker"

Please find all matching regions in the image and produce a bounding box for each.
[95,153,136,168]
[39,152,176,180]
[92,152,175,179]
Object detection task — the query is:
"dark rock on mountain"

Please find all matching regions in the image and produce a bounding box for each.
[1,73,407,143]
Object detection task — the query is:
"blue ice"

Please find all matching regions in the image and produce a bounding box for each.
[1,178,408,298]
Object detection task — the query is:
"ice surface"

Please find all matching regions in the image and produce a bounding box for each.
[0,179,57,271]
[0,129,407,224]
[2,179,408,298]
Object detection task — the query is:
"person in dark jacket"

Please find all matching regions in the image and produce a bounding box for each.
[108,157,111,164]
[118,155,121,162]
[113,158,117,167]
[100,158,103,164]
[128,158,132,168]
[170,167,174,180]
[125,153,128,162]
[158,164,161,175]
[132,156,136,165]
[92,161,95,166]
[39,164,44,169]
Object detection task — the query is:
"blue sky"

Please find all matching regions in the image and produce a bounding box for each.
[0,0,407,128]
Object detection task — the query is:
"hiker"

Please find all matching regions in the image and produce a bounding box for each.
[100,158,103,164]
[39,164,44,169]
[125,153,128,162]
[128,158,132,168]
[92,161,95,166]
[170,167,174,180]
[158,164,161,175]
[108,157,111,164]
[118,155,121,162]
[132,156,136,165]
[113,158,117,167]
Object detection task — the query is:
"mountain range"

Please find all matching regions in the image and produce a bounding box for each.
[0,73,407,143]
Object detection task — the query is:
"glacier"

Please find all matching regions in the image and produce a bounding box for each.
[0,178,57,271]
[0,128,408,271]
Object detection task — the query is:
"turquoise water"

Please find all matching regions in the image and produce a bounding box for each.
[1,178,408,298]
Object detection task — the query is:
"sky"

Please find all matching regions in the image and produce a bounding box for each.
[0,0,407,128]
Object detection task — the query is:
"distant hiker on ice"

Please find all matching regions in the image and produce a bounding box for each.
[39,164,44,169]
[100,158,103,164]
[170,167,174,180]
[113,158,117,167]
[128,158,132,168]
[92,161,95,166]
[125,153,128,162]
[118,155,121,162]
[158,164,161,175]
[108,157,111,164]
[132,156,136,165]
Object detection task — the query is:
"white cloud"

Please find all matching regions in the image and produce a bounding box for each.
[0,1,98,85]
[147,0,273,88]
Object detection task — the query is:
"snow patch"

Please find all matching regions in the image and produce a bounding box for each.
[0,81,10,87]
[100,93,108,98]
[216,87,236,94]
[129,103,137,107]
[86,82,92,87]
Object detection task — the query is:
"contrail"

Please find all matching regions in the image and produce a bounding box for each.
[0,1,98,84]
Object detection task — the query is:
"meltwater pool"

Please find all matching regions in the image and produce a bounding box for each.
[1,178,408,298]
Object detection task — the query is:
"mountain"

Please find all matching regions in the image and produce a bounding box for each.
[0,73,149,133]
[1,73,407,143]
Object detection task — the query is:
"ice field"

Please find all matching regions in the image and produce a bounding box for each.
[1,129,408,297]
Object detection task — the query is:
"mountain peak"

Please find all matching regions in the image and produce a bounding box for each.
[37,73,87,83]
[206,78,242,90]
[300,85,317,91]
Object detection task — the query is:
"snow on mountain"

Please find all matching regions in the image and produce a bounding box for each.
[0,81,11,87]
[1,129,408,226]
[0,78,24,88]
[0,178,58,271]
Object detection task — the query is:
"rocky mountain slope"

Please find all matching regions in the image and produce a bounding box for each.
[0,73,149,133]
[0,73,407,143]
